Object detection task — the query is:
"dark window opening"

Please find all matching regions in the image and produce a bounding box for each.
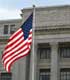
[1,73,12,80]
[59,47,70,58]
[4,25,9,34]
[60,68,70,80]
[39,69,50,80]
[38,48,51,59]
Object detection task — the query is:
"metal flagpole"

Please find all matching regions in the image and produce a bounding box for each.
[31,5,36,80]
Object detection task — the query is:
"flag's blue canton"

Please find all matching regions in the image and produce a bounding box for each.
[21,13,33,40]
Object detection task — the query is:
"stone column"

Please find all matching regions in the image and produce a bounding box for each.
[19,58,27,80]
[50,42,59,80]
[12,57,27,80]
[29,43,37,80]
[12,61,19,80]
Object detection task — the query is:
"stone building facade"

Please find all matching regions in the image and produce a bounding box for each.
[0,5,70,80]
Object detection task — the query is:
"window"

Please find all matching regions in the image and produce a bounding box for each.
[38,48,51,59]
[60,68,70,80]
[10,24,15,34]
[4,24,16,35]
[59,47,70,58]
[39,69,50,80]
[4,25,9,34]
[1,73,12,80]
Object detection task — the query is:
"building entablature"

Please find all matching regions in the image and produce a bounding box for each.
[35,34,70,43]
[21,5,70,29]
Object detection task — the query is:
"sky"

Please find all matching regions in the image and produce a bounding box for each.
[0,0,70,20]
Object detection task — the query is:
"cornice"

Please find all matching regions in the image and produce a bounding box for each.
[21,5,70,13]
[0,19,22,24]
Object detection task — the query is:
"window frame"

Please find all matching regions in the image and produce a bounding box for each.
[38,47,51,59]
[59,47,70,58]
[1,72,12,80]
[60,68,70,80]
[39,69,50,80]
[3,24,16,35]
[3,25,9,34]
[10,24,16,34]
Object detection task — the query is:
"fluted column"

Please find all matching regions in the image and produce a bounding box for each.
[12,57,27,80]
[29,43,37,80]
[50,42,60,80]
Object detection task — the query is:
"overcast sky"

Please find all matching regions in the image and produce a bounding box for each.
[0,0,70,20]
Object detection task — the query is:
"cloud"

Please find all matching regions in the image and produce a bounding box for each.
[0,8,21,20]
[0,0,33,10]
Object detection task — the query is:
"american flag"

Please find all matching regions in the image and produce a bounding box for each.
[2,13,33,72]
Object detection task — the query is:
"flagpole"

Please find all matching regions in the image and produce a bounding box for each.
[31,5,35,80]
